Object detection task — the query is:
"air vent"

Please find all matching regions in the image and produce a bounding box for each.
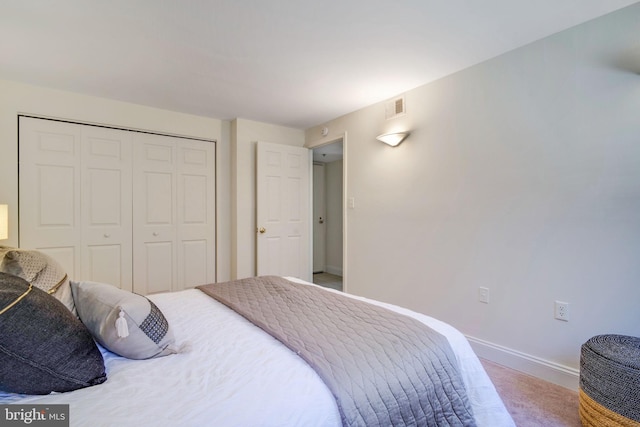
[385,96,406,119]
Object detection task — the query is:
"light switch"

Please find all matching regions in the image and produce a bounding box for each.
[348,197,355,209]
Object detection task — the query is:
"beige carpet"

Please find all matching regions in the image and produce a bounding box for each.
[313,272,343,291]
[481,359,581,426]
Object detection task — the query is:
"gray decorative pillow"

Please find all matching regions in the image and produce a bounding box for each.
[71,280,179,360]
[0,248,47,282]
[0,272,107,395]
[0,248,76,314]
[0,246,12,259]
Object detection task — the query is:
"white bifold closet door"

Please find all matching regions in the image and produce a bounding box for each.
[132,133,216,294]
[19,117,215,294]
[18,118,133,289]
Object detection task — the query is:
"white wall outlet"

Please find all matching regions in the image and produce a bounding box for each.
[478,287,490,304]
[554,301,570,321]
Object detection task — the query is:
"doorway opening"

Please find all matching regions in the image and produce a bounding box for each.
[311,139,343,291]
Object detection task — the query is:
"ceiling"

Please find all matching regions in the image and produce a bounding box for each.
[1,0,637,129]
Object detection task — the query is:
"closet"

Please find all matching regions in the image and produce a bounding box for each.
[18,117,216,294]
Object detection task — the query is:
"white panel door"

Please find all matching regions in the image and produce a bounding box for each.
[19,118,82,276]
[133,133,177,295]
[256,141,311,281]
[81,126,133,290]
[177,140,216,288]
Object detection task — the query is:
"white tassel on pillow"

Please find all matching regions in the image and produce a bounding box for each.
[115,307,129,338]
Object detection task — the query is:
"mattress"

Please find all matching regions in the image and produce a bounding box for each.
[1,278,514,427]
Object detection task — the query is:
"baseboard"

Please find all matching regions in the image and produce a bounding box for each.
[467,335,580,391]
[325,265,343,276]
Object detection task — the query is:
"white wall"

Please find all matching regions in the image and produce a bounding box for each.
[0,79,230,280]
[325,160,343,276]
[306,5,640,388]
[230,118,305,279]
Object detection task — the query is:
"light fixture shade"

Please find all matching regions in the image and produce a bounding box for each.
[376,132,409,147]
[0,204,7,240]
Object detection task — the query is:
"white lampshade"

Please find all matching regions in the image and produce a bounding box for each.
[0,204,7,240]
[376,132,409,147]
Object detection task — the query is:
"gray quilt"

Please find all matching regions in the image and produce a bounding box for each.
[198,276,476,427]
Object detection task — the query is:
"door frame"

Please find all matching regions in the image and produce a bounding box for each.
[305,132,348,292]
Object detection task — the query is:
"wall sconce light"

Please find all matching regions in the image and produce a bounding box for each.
[0,204,8,240]
[376,132,409,147]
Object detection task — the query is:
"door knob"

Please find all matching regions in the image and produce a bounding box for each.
[153,232,159,236]
[258,227,266,234]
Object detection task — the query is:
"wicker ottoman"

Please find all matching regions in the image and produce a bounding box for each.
[579,334,640,427]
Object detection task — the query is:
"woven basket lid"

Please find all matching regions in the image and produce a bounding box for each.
[584,334,640,370]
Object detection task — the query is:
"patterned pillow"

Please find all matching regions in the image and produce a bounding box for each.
[0,272,107,395]
[0,248,47,282]
[0,249,76,314]
[71,280,179,360]
[0,246,14,262]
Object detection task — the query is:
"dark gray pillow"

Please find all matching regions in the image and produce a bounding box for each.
[0,272,107,395]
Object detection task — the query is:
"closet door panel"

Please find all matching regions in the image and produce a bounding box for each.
[86,245,122,286]
[19,118,81,277]
[38,166,76,227]
[142,241,174,294]
[145,172,173,224]
[133,134,177,294]
[182,240,208,286]
[177,140,216,288]
[81,127,132,290]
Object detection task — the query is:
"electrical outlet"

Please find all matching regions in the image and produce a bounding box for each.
[478,287,490,304]
[554,301,570,321]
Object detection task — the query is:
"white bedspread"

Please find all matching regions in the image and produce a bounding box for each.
[1,279,514,427]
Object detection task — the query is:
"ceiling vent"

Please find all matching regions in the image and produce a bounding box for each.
[385,96,406,120]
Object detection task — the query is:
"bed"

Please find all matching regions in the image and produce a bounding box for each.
[0,249,514,427]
